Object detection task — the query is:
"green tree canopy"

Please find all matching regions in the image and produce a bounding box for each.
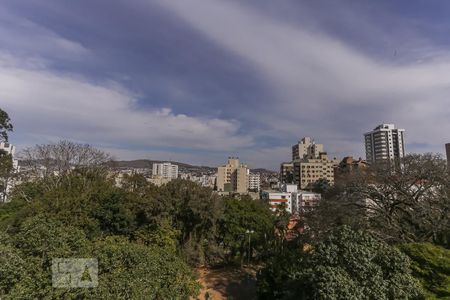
[258,226,423,300]
[0,108,12,143]
[399,243,450,299]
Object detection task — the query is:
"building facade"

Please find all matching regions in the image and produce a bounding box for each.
[262,191,293,213]
[152,162,178,179]
[216,157,249,193]
[262,184,321,214]
[294,152,336,190]
[292,137,324,161]
[280,162,294,184]
[364,124,405,164]
[248,173,260,192]
[337,156,368,174]
[289,137,336,190]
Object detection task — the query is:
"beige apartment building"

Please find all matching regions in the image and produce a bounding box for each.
[291,137,337,190]
[216,157,249,193]
[294,152,336,189]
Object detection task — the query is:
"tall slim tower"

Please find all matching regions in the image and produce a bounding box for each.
[364,124,405,164]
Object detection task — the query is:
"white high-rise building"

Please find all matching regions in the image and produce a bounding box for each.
[364,124,405,164]
[152,162,178,179]
[248,173,260,192]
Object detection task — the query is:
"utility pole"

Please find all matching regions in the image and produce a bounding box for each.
[245,229,254,265]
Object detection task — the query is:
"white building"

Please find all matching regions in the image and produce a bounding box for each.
[262,191,293,213]
[248,173,260,191]
[364,124,405,164]
[263,183,321,214]
[152,162,178,179]
[294,192,321,213]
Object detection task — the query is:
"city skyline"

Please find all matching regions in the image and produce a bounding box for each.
[1,1,449,170]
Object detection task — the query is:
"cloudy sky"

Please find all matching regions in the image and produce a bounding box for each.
[0,0,449,169]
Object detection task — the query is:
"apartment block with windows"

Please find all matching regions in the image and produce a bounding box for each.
[216,157,249,194]
[152,162,179,179]
[290,137,337,190]
[364,124,405,164]
[280,162,294,184]
[248,173,260,192]
[294,152,336,190]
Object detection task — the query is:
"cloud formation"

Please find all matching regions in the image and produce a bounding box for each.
[0,0,449,169]
[158,0,450,155]
[0,55,253,153]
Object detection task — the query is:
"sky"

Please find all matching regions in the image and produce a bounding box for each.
[0,0,449,170]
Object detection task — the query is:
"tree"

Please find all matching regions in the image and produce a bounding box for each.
[399,243,450,299]
[258,226,424,300]
[20,140,112,187]
[0,151,14,203]
[308,154,450,246]
[89,236,200,299]
[0,108,13,143]
[312,178,331,194]
[219,196,274,264]
[0,108,14,202]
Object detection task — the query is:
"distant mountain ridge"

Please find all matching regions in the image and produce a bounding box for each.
[110,159,215,172]
[110,159,277,174]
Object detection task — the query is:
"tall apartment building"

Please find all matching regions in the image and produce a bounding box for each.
[152,162,178,179]
[280,162,294,184]
[294,152,336,189]
[364,124,405,164]
[248,173,261,192]
[446,143,450,171]
[216,157,249,193]
[292,137,324,160]
[290,137,336,190]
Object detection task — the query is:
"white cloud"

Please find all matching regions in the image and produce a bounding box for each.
[0,54,254,154]
[0,9,88,59]
[157,0,450,156]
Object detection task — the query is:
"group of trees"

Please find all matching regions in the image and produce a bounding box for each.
[258,153,450,299]
[0,157,276,298]
[1,107,449,299]
[0,108,277,298]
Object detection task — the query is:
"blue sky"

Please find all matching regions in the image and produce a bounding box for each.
[0,0,449,170]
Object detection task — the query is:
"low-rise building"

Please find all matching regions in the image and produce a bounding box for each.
[263,184,321,214]
[261,191,293,213]
[295,192,321,213]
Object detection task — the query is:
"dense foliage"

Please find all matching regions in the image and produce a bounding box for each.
[0,156,275,298]
[307,153,450,247]
[258,226,424,300]
[400,243,450,299]
[0,108,13,143]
